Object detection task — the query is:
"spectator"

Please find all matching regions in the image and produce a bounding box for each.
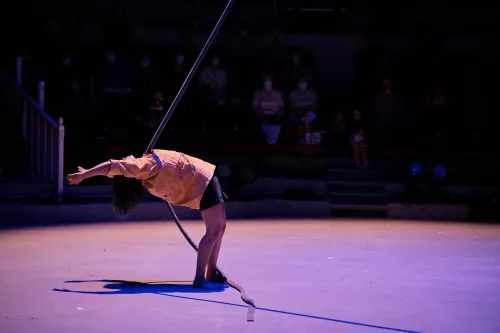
[197,54,229,130]
[373,78,404,149]
[348,109,369,168]
[421,85,447,137]
[145,91,165,131]
[169,52,188,92]
[93,50,131,98]
[252,73,285,145]
[91,50,131,132]
[198,53,228,106]
[328,111,347,152]
[132,53,160,119]
[165,51,194,130]
[289,77,318,144]
[281,50,313,94]
[47,52,82,121]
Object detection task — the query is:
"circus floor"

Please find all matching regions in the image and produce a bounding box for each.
[1,218,499,333]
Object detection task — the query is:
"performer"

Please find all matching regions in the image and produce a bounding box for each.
[67,149,228,290]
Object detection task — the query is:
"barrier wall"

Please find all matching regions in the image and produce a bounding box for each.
[0,200,332,228]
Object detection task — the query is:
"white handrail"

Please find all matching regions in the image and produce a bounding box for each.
[1,60,65,202]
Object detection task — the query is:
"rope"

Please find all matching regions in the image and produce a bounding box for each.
[142,0,256,321]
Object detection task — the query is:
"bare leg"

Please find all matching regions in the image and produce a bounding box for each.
[193,203,224,290]
[207,203,226,281]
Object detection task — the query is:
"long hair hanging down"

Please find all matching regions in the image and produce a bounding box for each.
[112,176,144,219]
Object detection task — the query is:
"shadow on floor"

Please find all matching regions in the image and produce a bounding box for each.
[53,279,421,333]
[53,279,227,294]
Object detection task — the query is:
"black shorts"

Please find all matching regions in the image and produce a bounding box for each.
[199,175,228,211]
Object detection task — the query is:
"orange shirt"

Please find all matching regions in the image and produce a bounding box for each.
[106,149,216,210]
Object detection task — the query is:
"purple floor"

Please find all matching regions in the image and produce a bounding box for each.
[1,219,499,333]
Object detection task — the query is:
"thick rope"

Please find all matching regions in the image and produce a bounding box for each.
[142,0,256,321]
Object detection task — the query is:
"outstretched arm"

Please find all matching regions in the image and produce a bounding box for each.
[67,155,153,185]
[67,161,111,185]
[82,161,112,178]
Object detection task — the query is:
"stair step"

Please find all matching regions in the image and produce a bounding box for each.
[328,191,385,198]
[0,177,52,198]
[329,194,388,206]
[327,169,385,182]
[327,182,386,193]
[326,158,378,169]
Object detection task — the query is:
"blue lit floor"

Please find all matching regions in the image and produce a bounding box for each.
[1,219,499,333]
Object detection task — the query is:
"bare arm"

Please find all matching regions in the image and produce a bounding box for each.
[67,161,111,185]
[68,155,142,185]
[82,161,111,180]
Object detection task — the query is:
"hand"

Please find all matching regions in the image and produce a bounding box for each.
[67,166,87,185]
[124,155,136,161]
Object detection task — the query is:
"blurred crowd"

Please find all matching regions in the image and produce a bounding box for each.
[11,9,497,169]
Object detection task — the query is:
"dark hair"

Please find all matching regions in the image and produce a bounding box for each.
[112,176,144,219]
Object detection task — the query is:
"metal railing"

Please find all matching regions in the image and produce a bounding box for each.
[0,59,65,202]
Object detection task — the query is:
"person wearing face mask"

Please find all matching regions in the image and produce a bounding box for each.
[98,50,128,95]
[132,54,160,123]
[167,53,187,90]
[198,54,228,129]
[174,53,185,70]
[94,49,131,134]
[252,74,285,144]
[198,54,227,96]
[373,77,404,150]
[49,52,82,121]
[289,78,318,144]
[282,50,313,95]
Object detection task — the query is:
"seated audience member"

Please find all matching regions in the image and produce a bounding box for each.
[197,54,229,130]
[289,78,318,144]
[198,53,228,106]
[281,51,313,94]
[48,52,83,121]
[329,110,347,151]
[348,109,369,168]
[95,50,131,96]
[252,73,285,145]
[144,91,165,131]
[373,78,404,148]
[332,111,346,136]
[92,50,131,129]
[132,53,160,115]
[168,52,188,93]
[421,85,447,137]
[161,51,195,130]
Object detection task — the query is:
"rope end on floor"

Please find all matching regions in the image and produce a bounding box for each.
[247,304,256,322]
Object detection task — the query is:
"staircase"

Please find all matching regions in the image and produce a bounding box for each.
[0,94,50,199]
[326,158,388,217]
[0,67,64,201]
